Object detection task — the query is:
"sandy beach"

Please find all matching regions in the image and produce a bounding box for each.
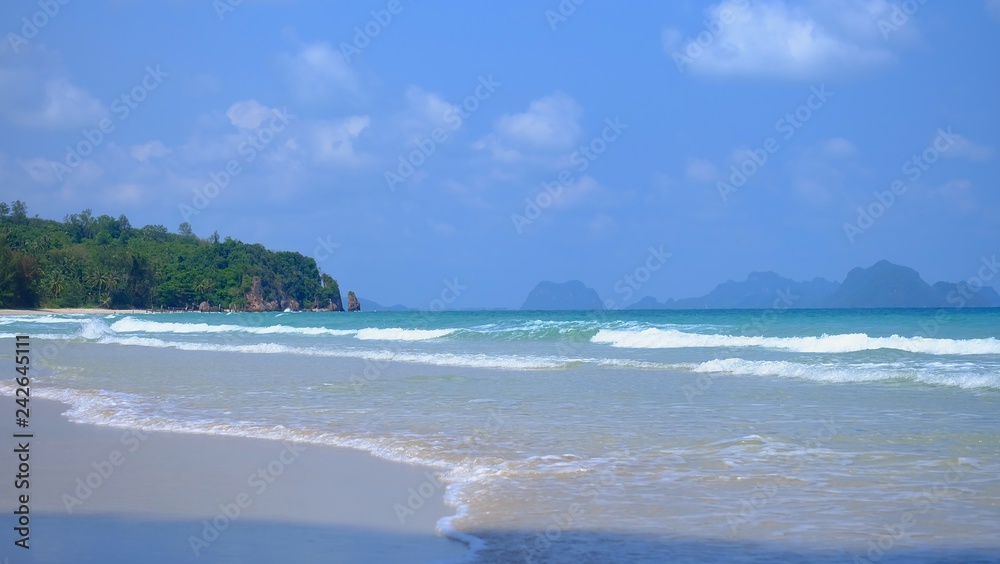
[1,399,466,563]
[0,309,146,316]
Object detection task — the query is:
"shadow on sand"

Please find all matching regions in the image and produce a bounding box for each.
[9,512,1000,563]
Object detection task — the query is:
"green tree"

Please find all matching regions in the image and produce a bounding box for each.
[47,271,67,299]
[0,205,347,311]
[10,200,27,224]
[0,244,40,308]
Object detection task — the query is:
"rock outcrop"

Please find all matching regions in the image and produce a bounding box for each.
[245,276,265,311]
[347,291,360,312]
[244,276,280,312]
[310,297,343,311]
[198,301,211,312]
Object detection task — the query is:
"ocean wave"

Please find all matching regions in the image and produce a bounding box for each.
[0,332,74,340]
[95,334,569,370]
[591,328,1000,355]
[0,315,86,325]
[110,317,355,337]
[110,317,459,341]
[354,328,456,341]
[690,358,1000,389]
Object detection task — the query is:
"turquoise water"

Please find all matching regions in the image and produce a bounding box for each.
[2,309,999,562]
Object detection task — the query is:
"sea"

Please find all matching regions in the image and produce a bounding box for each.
[2,308,999,563]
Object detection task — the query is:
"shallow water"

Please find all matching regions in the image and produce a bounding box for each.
[2,308,999,562]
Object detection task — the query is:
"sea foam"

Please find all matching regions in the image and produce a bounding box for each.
[591,328,1000,355]
[354,327,456,341]
[691,357,1000,389]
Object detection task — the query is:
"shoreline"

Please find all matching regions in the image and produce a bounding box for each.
[2,397,468,563]
[0,308,149,315]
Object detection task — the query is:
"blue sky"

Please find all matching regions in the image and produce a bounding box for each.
[1,0,998,308]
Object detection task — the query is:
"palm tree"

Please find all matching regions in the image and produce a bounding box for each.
[47,271,66,299]
[102,272,119,294]
[193,278,214,300]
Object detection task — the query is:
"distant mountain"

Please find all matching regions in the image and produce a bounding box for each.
[521,280,604,311]
[631,272,838,309]
[932,282,1000,308]
[629,295,665,310]
[627,260,1000,310]
[824,260,938,308]
[825,260,1000,308]
[357,298,412,311]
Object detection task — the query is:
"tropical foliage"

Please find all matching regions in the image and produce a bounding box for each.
[0,201,342,310]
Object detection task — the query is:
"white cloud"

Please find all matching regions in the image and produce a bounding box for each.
[685,158,718,182]
[663,0,896,79]
[821,137,856,158]
[131,141,171,162]
[0,46,109,128]
[227,100,275,130]
[310,116,371,166]
[988,0,1000,21]
[932,179,975,213]
[494,92,582,150]
[944,134,993,162]
[32,78,108,128]
[0,72,107,129]
[783,138,863,206]
[17,157,60,184]
[550,175,599,208]
[104,183,146,205]
[402,86,458,132]
[282,42,359,102]
[428,220,455,237]
[588,214,616,234]
[792,177,831,205]
[652,172,674,192]
[470,134,522,163]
